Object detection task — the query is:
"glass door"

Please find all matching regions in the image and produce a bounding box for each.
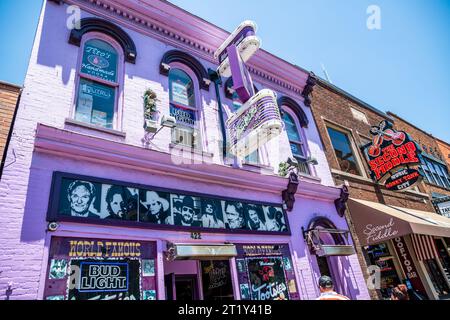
[200,260,234,301]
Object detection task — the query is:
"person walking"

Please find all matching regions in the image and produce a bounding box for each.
[316,276,350,300]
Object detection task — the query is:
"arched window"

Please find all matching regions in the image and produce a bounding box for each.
[74,35,123,129]
[282,110,310,174]
[225,78,259,165]
[169,68,201,149]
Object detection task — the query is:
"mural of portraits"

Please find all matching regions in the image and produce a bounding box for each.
[222,200,247,230]
[200,198,225,229]
[245,204,267,231]
[171,194,202,227]
[59,179,101,218]
[53,175,289,234]
[263,206,287,232]
[139,190,172,224]
[100,184,138,221]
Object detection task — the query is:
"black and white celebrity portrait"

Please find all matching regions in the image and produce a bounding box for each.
[63,180,100,218]
[173,195,201,227]
[201,199,225,229]
[245,204,267,231]
[223,201,246,230]
[264,206,287,232]
[103,185,137,220]
[139,190,172,224]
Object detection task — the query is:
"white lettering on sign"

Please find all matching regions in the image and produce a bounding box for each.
[251,282,287,300]
[393,237,418,279]
[363,218,399,244]
[80,264,127,291]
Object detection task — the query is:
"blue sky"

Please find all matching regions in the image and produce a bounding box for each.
[0,0,449,142]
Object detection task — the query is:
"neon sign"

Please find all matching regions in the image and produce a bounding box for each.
[362,120,422,191]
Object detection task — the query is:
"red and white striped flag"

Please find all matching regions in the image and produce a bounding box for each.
[411,234,439,261]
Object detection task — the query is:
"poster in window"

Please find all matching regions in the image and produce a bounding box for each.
[75,92,93,124]
[76,79,115,128]
[170,104,196,126]
[68,259,141,300]
[81,40,118,83]
[91,110,108,127]
[49,259,68,280]
[171,81,190,106]
[247,257,289,300]
[200,260,234,300]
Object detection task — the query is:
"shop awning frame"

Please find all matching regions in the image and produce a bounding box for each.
[303,228,356,257]
[165,243,238,261]
[347,198,450,246]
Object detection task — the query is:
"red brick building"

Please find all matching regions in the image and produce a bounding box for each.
[307,74,450,300]
[387,112,450,219]
[0,81,22,180]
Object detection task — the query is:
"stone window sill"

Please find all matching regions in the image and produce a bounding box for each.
[65,118,126,138]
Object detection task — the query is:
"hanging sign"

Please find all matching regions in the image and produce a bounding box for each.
[392,237,427,296]
[361,120,422,191]
[214,21,283,158]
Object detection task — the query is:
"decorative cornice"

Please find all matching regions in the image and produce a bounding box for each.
[160,50,210,91]
[301,72,317,107]
[34,124,342,201]
[57,0,309,97]
[69,17,137,63]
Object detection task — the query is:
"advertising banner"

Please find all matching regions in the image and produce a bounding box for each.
[48,172,290,235]
[235,244,299,300]
[361,120,422,191]
[43,237,157,300]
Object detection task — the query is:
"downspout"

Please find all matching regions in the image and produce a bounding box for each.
[0,88,22,182]
[208,68,227,160]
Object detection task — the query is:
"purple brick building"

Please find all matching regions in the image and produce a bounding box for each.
[0,0,370,300]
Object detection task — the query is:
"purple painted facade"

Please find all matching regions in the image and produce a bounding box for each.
[0,0,370,300]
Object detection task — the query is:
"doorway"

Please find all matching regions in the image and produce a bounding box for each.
[165,274,199,300]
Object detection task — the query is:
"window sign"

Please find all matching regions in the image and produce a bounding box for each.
[200,260,234,300]
[75,78,115,128]
[170,103,196,127]
[48,173,290,235]
[235,244,299,300]
[81,39,118,83]
[44,237,157,300]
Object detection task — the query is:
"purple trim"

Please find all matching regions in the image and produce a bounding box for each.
[218,26,256,63]
[227,45,254,103]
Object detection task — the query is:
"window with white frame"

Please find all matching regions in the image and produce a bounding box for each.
[75,37,122,129]
[283,111,310,174]
[169,68,201,150]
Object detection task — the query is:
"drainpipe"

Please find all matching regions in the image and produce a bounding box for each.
[208,68,227,160]
[0,88,22,182]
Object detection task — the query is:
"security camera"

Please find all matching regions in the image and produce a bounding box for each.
[48,222,59,232]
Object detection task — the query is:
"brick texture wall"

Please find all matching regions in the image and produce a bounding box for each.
[436,139,450,171]
[308,80,437,300]
[387,112,450,204]
[0,82,21,169]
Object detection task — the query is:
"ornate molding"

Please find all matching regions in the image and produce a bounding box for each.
[278,96,309,128]
[61,0,307,97]
[69,17,137,63]
[301,72,317,107]
[160,50,211,91]
[334,185,349,217]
